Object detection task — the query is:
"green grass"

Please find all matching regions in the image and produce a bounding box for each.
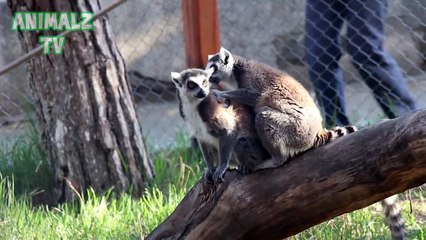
[0,131,425,239]
[0,120,51,196]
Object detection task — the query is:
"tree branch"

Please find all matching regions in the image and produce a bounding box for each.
[147,110,426,240]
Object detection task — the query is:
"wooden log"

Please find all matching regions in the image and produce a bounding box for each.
[147,110,426,240]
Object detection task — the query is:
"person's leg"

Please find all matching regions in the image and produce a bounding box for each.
[305,0,350,127]
[346,0,418,118]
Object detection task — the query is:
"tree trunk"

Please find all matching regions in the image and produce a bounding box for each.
[147,110,426,240]
[7,0,154,203]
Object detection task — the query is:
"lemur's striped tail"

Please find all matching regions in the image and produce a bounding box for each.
[381,195,407,240]
[313,125,358,148]
[316,125,407,239]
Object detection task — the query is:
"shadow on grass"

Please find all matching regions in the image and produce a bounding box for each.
[0,115,53,204]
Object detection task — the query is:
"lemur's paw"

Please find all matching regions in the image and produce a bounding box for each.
[200,170,216,196]
[212,169,226,185]
[211,89,230,108]
[203,169,214,186]
[238,165,252,175]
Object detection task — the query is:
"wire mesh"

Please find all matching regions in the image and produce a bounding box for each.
[105,0,187,150]
[219,0,426,127]
[0,0,425,152]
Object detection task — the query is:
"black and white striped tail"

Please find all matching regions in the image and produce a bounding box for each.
[316,125,407,239]
[381,195,407,240]
[314,125,358,148]
[327,125,358,140]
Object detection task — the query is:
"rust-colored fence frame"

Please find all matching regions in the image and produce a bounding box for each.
[182,0,220,68]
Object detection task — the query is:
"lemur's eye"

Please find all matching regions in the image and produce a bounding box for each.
[202,79,208,87]
[187,81,197,90]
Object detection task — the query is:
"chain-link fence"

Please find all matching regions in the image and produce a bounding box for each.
[0,0,425,151]
[218,0,425,127]
[0,0,33,144]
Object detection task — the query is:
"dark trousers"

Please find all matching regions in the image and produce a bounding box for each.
[305,0,418,127]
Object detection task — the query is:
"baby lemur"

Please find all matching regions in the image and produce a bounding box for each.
[206,47,406,240]
[206,47,357,167]
[171,68,270,184]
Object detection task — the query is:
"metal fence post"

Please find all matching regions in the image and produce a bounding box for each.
[182,0,220,68]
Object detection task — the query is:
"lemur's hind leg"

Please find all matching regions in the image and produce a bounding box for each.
[234,136,271,174]
[254,106,316,167]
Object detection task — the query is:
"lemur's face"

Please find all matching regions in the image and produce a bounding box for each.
[171,68,213,102]
[206,47,234,84]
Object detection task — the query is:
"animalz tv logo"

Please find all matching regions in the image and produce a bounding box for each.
[11,12,94,55]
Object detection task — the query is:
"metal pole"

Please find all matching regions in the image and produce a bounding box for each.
[182,0,220,68]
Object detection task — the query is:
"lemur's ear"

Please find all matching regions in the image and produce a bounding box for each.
[219,47,231,65]
[205,67,214,77]
[170,72,182,87]
[207,54,213,60]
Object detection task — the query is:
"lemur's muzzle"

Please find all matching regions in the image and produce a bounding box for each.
[195,90,206,98]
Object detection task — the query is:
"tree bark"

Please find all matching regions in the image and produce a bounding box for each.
[7,0,154,203]
[147,110,426,240]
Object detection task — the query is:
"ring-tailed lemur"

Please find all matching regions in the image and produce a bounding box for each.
[206,47,357,165]
[171,68,270,184]
[206,47,407,240]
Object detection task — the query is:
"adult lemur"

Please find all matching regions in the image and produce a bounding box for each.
[206,47,407,240]
[207,47,357,165]
[171,68,270,184]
